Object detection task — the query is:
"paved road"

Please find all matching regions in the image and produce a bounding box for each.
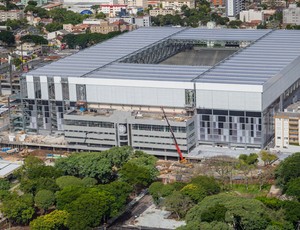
[108,195,153,229]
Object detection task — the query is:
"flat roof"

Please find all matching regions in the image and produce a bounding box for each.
[0,160,22,178]
[26,28,300,86]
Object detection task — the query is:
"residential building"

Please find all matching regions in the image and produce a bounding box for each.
[0,10,24,22]
[283,4,300,25]
[90,21,119,34]
[15,42,42,56]
[161,0,195,11]
[275,101,300,148]
[240,9,264,22]
[99,4,127,17]
[47,29,69,40]
[135,15,151,27]
[63,24,90,33]
[149,9,175,16]
[127,0,147,8]
[109,15,151,27]
[212,0,223,6]
[41,3,63,10]
[226,0,245,19]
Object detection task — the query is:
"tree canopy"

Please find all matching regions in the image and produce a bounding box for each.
[0,30,15,45]
[21,35,48,45]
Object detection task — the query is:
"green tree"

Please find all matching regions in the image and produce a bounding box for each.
[45,22,63,32]
[27,0,38,6]
[65,190,115,230]
[260,150,278,166]
[0,179,10,190]
[34,189,55,213]
[119,162,153,192]
[55,186,87,210]
[1,194,35,225]
[98,181,132,215]
[228,20,242,28]
[275,152,300,189]
[0,30,15,45]
[239,153,259,165]
[186,194,272,230]
[164,191,193,219]
[30,210,69,230]
[95,12,106,19]
[190,176,221,195]
[21,35,48,45]
[56,176,83,189]
[201,204,227,222]
[81,177,97,187]
[285,178,300,201]
[181,184,207,203]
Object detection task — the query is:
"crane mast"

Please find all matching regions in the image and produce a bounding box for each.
[161,107,185,162]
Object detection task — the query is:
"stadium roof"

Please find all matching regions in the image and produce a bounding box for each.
[27,28,300,85]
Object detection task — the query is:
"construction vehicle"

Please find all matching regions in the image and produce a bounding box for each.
[161,107,187,164]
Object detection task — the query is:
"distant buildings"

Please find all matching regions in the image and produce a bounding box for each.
[99,4,127,17]
[0,10,24,22]
[211,0,223,7]
[109,15,151,27]
[275,101,300,148]
[149,9,175,16]
[15,42,42,56]
[283,4,300,25]
[239,9,263,23]
[161,0,195,11]
[226,0,245,19]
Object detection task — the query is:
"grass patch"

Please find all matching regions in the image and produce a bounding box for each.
[224,184,271,197]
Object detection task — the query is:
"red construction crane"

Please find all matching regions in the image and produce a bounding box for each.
[161,107,185,162]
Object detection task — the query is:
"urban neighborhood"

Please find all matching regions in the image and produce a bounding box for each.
[0,0,299,228]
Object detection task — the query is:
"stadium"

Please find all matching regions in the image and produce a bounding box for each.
[10,28,300,156]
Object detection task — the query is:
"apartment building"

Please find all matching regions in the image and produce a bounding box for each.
[161,0,195,11]
[283,4,300,25]
[275,102,300,148]
[90,21,119,34]
[226,0,245,19]
[240,9,264,22]
[15,42,42,56]
[149,9,175,16]
[99,4,127,17]
[0,10,24,22]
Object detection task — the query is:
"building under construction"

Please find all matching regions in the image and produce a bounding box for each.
[9,28,300,156]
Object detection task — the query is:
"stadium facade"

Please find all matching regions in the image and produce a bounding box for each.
[10,28,300,156]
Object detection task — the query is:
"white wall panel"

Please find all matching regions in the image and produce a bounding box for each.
[196,89,262,111]
[86,84,186,107]
[54,77,62,100]
[69,83,77,101]
[40,76,49,100]
[26,75,35,99]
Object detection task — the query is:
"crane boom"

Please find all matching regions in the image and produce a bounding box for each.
[161,107,185,161]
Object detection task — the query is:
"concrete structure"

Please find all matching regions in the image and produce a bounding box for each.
[0,10,24,22]
[0,160,22,178]
[275,101,300,148]
[64,109,195,155]
[15,42,42,56]
[10,28,300,156]
[240,9,264,23]
[149,9,175,16]
[226,0,245,19]
[283,4,300,25]
[161,0,195,11]
[47,29,69,40]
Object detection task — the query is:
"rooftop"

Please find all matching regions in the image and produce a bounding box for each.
[25,28,300,86]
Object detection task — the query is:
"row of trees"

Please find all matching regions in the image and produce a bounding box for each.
[0,146,159,229]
